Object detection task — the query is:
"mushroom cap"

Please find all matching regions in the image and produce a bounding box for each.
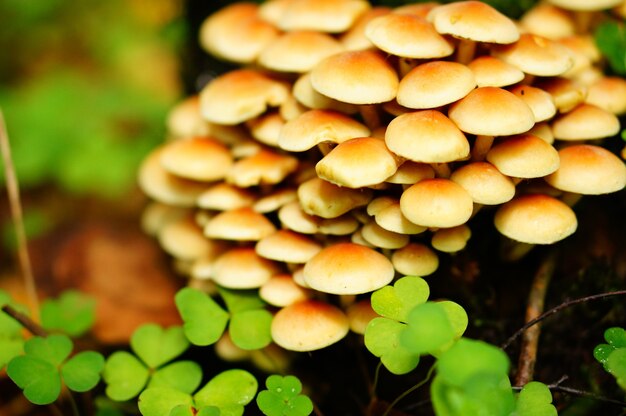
[374,202,427,234]
[340,7,391,51]
[347,299,379,335]
[397,61,476,109]
[199,69,289,125]
[551,103,620,141]
[311,50,399,105]
[247,112,285,147]
[492,33,574,77]
[278,109,370,152]
[260,274,310,307]
[545,0,624,11]
[486,134,560,178]
[536,77,587,114]
[298,177,373,218]
[519,4,575,40]
[385,161,435,184]
[400,178,474,228]
[427,1,519,44]
[158,216,215,261]
[361,221,410,249]
[365,13,453,59]
[141,202,190,237]
[199,3,279,63]
[278,0,370,33]
[509,85,557,123]
[271,300,350,351]
[166,96,210,138]
[278,201,320,234]
[160,137,233,182]
[467,56,524,88]
[494,194,577,244]
[586,77,626,115]
[316,137,399,188]
[303,242,395,294]
[227,149,299,188]
[386,110,470,163]
[448,87,535,136]
[212,247,280,289]
[292,74,358,114]
[258,31,344,73]
[545,145,626,195]
[450,162,516,205]
[431,224,472,253]
[253,188,297,213]
[256,229,323,263]
[205,207,277,241]
[197,183,256,211]
[391,243,439,276]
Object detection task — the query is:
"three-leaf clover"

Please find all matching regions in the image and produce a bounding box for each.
[40,290,96,337]
[7,334,104,405]
[103,324,200,401]
[0,290,26,369]
[138,369,258,416]
[175,287,273,350]
[594,327,626,390]
[364,276,430,374]
[256,375,314,416]
[514,381,557,416]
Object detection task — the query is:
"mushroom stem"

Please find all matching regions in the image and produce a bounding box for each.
[359,104,382,130]
[515,250,557,386]
[431,163,451,178]
[455,39,477,65]
[561,191,583,207]
[573,11,593,34]
[471,135,494,161]
[398,58,420,77]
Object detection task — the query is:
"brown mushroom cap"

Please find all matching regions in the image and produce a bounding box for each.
[310,50,399,105]
[278,0,370,33]
[212,247,281,289]
[486,134,560,178]
[400,178,474,228]
[427,1,519,44]
[160,137,233,182]
[450,162,515,205]
[316,137,399,188]
[271,300,350,351]
[227,149,298,188]
[448,87,535,136]
[493,34,574,77]
[365,13,453,59]
[298,177,373,218]
[304,242,395,294]
[199,69,289,125]
[247,112,285,148]
[386,110,470,163]
[467,56,524,88]
[551,103,620,141]
[494,194,577,244]
[391,243,439,276]
[545,145,626,195]
[205,207,277,241]
[197,183,256,211]
[199,3,279,64]
[256,229,323,263]
[509,85,557,123]
[397,61,476,109]
[258,31,344,73]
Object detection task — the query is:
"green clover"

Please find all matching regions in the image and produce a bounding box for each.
[594,327,626,390]
[256,375,314,416]
[364,276,430,374]
[138,369,258,416]
[40,290,96,337]
[103,324,200,401]
[175,287,272,351]
[0,290,27,369]
[515,381,557,416]
[7,334,104,405]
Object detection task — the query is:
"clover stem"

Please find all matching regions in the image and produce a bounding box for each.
[371,361,383,398]
[1,304,47,337]
[382,363,436,416]
[63,388,81,416]
[0,109,40,321]
[514,250,557,386]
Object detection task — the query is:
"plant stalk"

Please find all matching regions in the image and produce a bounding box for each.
[0,109,40,321]
[1,304,47,337]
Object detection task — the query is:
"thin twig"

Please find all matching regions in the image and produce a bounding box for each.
[382,364,436,416]
[502,290,626,350]
[1,304,47,337]
[515,251,557,386]
[0,109,39,321]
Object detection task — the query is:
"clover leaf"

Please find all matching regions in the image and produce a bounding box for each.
[176,287,272,351]
[515,381,557,416]
[595,327,626,391]
[138,369,258,416]
[0,290,26,369]
[364,276,430,374]
[400,302,454,355]
[7,334,104,405]
[256,375,314,416]
[595,21,626,76]
[103,324,197,402]
[40,290,96,337]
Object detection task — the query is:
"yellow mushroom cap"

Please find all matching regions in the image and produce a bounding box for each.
[278,0,370,33]
[160,137,233,182]
[347,299,379,334]
[551,103,620,141]
[212,247,280,289]
[226,149,299,188]
[298,177,373,218]
[197,183,256,211]
[486,134,560,178]
[271,300,350,351]
[391,243,439,276]
[450,162,515,205]
[260,274,310,307]
[495,194,577,244]
[158,216,215,261]
[509,85,557,123]
[361,221,410,249]
[519,4,575,40]
[303,243,395,294]
[493,33,574,77]
[340,7,391,51]
[545,145,626,195]
[256,229,322,263]
[545,0,624,11]
[204,207,276,241]
[585,77,626,115]
[431,224,472,253]
[467,56,524,88]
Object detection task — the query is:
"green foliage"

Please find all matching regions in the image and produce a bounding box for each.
[0,290,26,369]
[515,381,558,416]
[256,375,314,416]
[175,287,273,351]
[40,290,96,337]
[103,324,199,401]
[138,369,258,416]
[595,22,626,76]
[7,334,104,405]
[594,327,626,390]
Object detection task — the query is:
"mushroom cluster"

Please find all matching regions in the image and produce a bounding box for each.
[139,0,626,352]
